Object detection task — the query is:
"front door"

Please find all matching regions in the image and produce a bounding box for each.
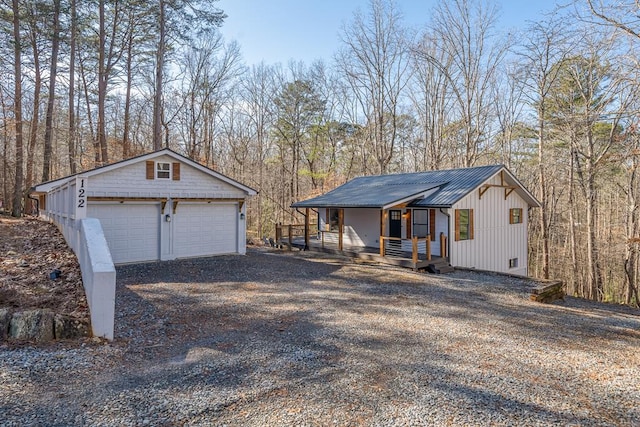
[389,210,402,249]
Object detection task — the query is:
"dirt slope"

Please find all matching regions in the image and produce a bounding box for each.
[0,214,88,319]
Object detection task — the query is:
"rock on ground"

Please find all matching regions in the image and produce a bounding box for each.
[9,309,54,342]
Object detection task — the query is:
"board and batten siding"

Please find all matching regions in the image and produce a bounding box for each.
[449,173,529,275]
[86,155,245,199]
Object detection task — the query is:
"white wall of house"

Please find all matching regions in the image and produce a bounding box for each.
[39,154,251,265]
[87,155,245,199]
[318,207,447,259]
[319,208,380,248]
[449,173,529,275]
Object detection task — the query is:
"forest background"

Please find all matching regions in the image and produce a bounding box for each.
[1,0,639,306]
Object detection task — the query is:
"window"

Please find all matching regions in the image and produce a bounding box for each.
[455,209,474,241]
[509,258,518,269]
[510,208,523,224]
[413,209,429,238]
[328,208,340,232]
[156,162,171,179]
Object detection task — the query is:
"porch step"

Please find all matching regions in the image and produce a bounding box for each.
[426,259,455,274]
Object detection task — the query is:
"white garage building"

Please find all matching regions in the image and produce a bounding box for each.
[32,149,257,264]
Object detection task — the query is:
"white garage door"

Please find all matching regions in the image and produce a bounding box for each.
[88,203,160,264]
[173,203,237,258]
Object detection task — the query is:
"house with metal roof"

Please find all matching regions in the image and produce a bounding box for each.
[292,164,540,275]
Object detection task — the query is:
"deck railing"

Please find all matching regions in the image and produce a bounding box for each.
[380,235,433,263]
[275,223,317,248]
[275,222,448,265]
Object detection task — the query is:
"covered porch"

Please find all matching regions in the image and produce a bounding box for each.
[275,209,450,272]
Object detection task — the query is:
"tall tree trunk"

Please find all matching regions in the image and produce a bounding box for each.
[1,93,9,208]
[585,125,603,301]
[538,108,550,279]
[68,0,77,174]
[79,57,97,155]
[25,17,41,212]
[96,0,107,166]
[41,0,61,182]
[568,146,579,296]
[152,0,165,151]
[122,16,133,158]
[586,166,602,300]
[11,0,24,217]
[624,154,639,305]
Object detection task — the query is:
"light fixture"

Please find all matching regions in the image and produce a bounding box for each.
[165,214,171,222]
[240,213,245,220]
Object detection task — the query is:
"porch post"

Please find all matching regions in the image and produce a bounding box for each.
[426,236,431,261]
[440,232,447,258]
[412,236,418,266]
[380,209,386,257]
[338,209,344,251]
[304,208,310,250]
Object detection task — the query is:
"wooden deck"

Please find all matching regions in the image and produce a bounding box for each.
[288,237,444,271]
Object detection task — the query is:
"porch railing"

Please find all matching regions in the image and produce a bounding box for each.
[380,235,433,264]
[274,223,448,264]
[275,223,317,249]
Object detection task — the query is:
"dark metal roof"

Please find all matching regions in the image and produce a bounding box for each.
[292,164,540,209]
[292,181,445,208]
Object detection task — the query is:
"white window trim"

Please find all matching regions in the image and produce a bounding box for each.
[156,162,171,180]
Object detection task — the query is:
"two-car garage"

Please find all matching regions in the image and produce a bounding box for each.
[88,202,240,264]
[35,149,256,265]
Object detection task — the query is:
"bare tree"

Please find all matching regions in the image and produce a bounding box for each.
[430,0,507,167]
[41,0,60,182]
[176,35,242,160]
[11,0,23,217]
[240,62,277,238]
[152,0,166,151]
[586,0,640,39]
[24,2,43,200]
[410,30,454,170]
[151,0,226,151]
[68,0,77,173]
[336,0,411,174]
[517,17,573,280]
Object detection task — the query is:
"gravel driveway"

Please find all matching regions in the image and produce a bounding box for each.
[1,248,639,426]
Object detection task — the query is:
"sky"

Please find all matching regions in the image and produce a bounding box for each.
[216,0,564,67]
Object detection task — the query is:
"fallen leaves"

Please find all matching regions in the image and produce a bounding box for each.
[0,214,89,320]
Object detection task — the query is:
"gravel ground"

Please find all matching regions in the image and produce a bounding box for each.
[1,248,639,426]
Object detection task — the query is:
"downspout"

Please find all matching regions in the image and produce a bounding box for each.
[439,208,450,260]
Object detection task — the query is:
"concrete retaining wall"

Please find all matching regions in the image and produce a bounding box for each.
[39,177,116,340]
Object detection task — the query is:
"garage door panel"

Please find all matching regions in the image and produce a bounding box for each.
[88,203,160,264]
[174,204,236,258]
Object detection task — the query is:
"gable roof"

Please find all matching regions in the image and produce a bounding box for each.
[292,164,540,209]
[32,148,257,196]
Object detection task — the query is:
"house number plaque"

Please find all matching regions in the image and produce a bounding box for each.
[76,176,88,219]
